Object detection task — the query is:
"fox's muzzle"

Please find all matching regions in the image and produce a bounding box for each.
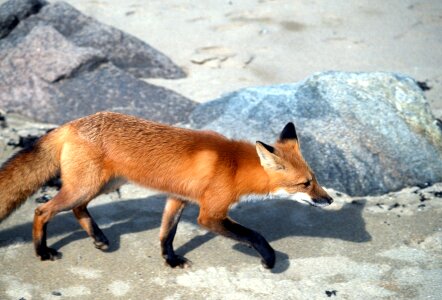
[312,196,333,207]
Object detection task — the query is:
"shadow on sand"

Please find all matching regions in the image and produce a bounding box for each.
[0,195,370,272]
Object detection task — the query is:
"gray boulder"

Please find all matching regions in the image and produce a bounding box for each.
[0,0,46,38]
[0,0,185,79]
[0,25,196,124]
[189,72,442,196]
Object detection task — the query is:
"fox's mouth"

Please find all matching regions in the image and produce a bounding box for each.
[311,198,333,207]
[271,190,333,207]
[310,201,331,208]
[301,198,333,208]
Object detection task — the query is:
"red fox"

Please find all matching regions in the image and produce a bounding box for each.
[0,112,332,268]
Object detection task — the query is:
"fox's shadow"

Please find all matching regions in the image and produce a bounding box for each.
[231,199,371,243]
[0,195,370,269]
[174,198,371,272]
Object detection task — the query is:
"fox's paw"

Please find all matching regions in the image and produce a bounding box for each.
[165,255,192,269]
[38,247,62,261]
[261,258,275,269]
[261,250,276,269]
[92,231,109,251]
[94,240,109,251]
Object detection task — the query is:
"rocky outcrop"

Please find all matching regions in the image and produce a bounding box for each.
[190,72,442,196]
[0,0,185,79]
[0,0,46,39]
[0,0,195,125]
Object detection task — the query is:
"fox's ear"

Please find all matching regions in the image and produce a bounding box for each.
[256,141,285,171]
[279,122,297,142]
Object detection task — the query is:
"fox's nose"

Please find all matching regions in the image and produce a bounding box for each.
[313,196,333,207]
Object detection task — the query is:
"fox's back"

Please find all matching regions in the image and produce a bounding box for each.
[67,112,244,199]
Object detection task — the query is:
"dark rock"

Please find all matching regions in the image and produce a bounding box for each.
[351,199,365,205]
[325,290,337,297]
[0,26,196,124]
[0,111,6,128]
[0,1,192,124]
[0,0,47,39]
[417,182,432,189]
[0,1,185,79]
[416,81,431,91]
[388,203,400,210]
[7,134,40,148]
[190,72,442,196]
[53,63,195,124]
[436,119,442,131]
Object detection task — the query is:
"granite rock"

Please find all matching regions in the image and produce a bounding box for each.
[0,0,185,79]
[190,72,442,196]
[0,0,46,39]
[0,25,196,124]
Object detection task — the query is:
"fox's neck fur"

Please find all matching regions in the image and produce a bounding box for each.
[230,141,271,198]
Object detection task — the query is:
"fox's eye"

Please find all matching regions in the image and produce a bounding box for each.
[302,180,311,187]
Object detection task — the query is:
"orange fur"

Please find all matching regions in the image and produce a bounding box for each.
[0,112,331,266]
[0,128,67,220]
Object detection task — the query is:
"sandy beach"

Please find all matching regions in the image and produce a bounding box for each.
[1,0,442,299]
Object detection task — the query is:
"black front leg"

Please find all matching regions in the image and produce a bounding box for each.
[161,221,190,268]
[159,198,190,268]
[199,216,275,269]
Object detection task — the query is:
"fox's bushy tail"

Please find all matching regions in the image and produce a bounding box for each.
[0,130,62,222]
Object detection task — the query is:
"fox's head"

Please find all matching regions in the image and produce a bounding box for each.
[256,122,333,207]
